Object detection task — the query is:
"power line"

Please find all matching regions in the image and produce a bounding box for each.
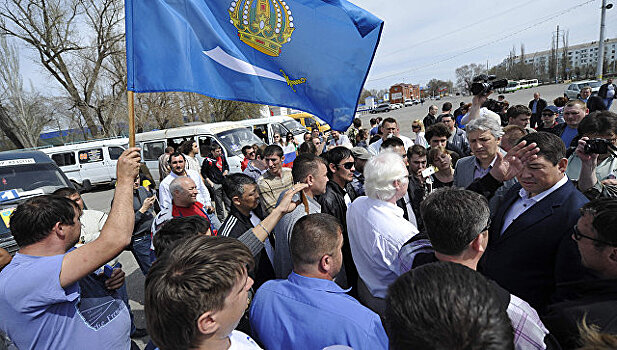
[368,0,598,82]
[381,0,536,57]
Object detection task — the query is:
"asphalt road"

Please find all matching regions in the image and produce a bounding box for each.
[81,81,612,348]
[357,82,615,136]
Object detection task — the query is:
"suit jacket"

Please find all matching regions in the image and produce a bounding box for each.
[528,98,547,115]
[480,180,589,312]
[453,153,516,213]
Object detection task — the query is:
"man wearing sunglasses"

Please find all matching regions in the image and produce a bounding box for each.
[241,145,256,171]
[317,146,357,292]
[543,199,617,349]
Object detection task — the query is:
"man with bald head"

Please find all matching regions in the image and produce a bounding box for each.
[151,176,212,243]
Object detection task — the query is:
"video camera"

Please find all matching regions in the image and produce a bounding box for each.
[470,74,508,96]
[584,138,617,155]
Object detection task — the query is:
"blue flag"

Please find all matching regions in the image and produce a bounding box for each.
[125,0,382,131]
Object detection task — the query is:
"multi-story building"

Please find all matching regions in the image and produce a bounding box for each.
[500,38,617,78]
[389,83,421,103]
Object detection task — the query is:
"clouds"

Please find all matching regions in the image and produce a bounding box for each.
[353,0,615,90]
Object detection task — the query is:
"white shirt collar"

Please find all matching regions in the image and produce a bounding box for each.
[518,175,568,203]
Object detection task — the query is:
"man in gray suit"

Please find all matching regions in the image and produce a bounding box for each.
[454,116,516,212]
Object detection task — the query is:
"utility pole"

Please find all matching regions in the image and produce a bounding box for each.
[555,25,559,83]
[596,0,610,80]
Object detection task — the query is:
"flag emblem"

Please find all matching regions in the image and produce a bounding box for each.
[229,0,295,57]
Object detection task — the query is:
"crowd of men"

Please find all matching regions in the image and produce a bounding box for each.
[0,85,617,350]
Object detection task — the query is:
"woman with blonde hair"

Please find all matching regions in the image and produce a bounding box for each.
[427,146,454,188]
[411,119,428,148]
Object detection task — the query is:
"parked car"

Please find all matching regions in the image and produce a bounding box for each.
[0,150,75,255]
[289,112,332,135]
[564,80,602,99]
[40,138,127,191]
[236,116,308,145]
[137,122,265,183]
[370,103,391,113]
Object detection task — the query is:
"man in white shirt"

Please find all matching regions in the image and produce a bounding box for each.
[480,132,590,311]
[326,130,353,150]
[368,117,413,155]
[158,152,212,212]
[145,235,262,350]
[347,151,418,316]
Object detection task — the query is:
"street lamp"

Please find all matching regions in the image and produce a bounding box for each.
[597,0,613,80]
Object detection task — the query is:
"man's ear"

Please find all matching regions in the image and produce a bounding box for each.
[319,254,331,273]
[54,222,67,240]
[305,173,314,187]
[558,158,568,173]
[608,247,617,264]
[328,163,337,174]
[471,231,488,253]
[196,311,218,336]
[232,195,242,207]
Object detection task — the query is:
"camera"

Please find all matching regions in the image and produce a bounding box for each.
[584,138,615,154]
[482,99,506,114]
[470,74,508,96]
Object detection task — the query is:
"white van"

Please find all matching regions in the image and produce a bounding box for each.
[136,122,265,184]
[40,138,128,190]
[235,116,308,145]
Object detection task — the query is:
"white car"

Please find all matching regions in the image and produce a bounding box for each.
[564,80,601,100]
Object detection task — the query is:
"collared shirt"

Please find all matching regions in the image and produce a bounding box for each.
[501,175,569,234]
[346,196,418,298]
[473,155,498,180]
[158,169,211,210]
[258,168,293,215]
[368,135,414,156]
[249,273,388,350]
[273,192,321,278]
[507,294,550,350]
[532,99,539,114]
[566,153,617,182]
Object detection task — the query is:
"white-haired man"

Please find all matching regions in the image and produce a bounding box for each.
[454,116,516,212]
[347,151,419,316]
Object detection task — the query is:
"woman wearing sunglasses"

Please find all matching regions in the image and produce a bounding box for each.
[411,120,428,148]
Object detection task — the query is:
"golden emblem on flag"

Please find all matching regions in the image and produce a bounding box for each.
[228,0,295,57]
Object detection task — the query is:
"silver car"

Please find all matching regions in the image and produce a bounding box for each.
[564,80,602,99]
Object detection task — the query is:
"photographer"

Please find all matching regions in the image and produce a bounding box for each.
[460,75,507,127]
[567,111,617,199]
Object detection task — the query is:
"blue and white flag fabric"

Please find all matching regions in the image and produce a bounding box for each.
[125,0,383,131]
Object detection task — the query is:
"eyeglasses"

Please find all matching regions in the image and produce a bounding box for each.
[412,125,421,129]
[336,162,355,170]
[246,151,255,156]
[573,225,616,246]
[541,113,555,117]
[480,218,491,234]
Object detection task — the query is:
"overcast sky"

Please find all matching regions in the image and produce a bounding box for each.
[354,0,617,90]
[15,0,617,94]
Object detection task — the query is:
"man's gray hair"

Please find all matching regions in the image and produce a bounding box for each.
[364,151,408,201]
[169,176,193,198]
[466,116,504,139]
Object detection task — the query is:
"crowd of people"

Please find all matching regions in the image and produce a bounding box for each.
[0,85,617,350]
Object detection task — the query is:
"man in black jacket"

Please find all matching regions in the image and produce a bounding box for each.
[220,173,274,288]
[317,146,358,292]
[598,78,617,110]
[580,86,607,113]
[528,92,548,129]
[201,143,229,221]
[543,198,617,349]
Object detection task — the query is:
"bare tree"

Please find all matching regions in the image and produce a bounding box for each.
[455,63,484,94]
[0,0,125,137]
[135,92,183,131]
[0,35,55,148]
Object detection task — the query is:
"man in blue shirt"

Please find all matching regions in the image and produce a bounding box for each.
[250,213,388,350]
[560,100,589,149]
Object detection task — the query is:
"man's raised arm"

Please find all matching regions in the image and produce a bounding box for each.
[60,148,141,287]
